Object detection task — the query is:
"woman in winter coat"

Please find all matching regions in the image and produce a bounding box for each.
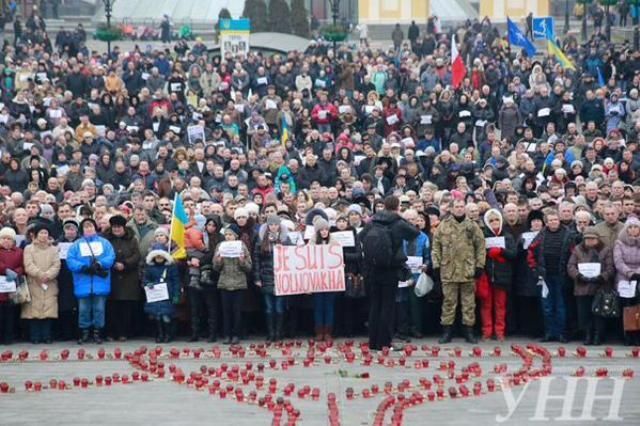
[613,216,640,346]
[498,97,521,143]
[0,227,24,344]
[143,245,180,343]
[334,213,364,337]
[56,220,79,341]
[253,214,292,342]
[22,223,61,343]
[66,218,116,344]
[213,224,252,345]
[567,227,615,346]
[104,215,141,341]
[480,209,517,341]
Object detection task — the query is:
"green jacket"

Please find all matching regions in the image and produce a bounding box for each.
[213,243,252,291]
[432,215,486,283]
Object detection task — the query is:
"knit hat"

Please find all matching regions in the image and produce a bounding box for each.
[154,227,170,238]
[244,202,260,217]
[39,204,54,217]
[80,217,97,233]
[225,223,241,237]
[347,204,363,216]
[313,215,330,232]
[625,216,640,227]
[31,221,51,236]
[266,215,281,226]
[234,207,249,220]
[63,219,79,231]
[109,215,127,227]
[582,226,600,239]
[0,227,16,241]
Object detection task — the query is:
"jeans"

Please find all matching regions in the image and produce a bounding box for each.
[221,290,244,339]
[78,295,107,329]
[313,292,336,328]
[263,293,285,315]
[540,275,566,338]
[29,319,52,342]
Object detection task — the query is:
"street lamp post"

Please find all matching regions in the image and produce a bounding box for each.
[103,0,114,58]
[564,0,570,34]
[328,0,340,56]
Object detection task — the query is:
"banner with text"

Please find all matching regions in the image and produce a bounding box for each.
[220,19,251,57]
[274,244,345,296]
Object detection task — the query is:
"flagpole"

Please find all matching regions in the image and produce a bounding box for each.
[507,16,512,64]
[168,193,176,254]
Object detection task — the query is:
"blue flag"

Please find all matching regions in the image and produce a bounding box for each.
[508,18,537,57]
[596,66,605,87]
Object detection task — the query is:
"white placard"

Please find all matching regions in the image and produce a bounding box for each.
[339,105,350,114]
[169,125,181,134]
[618,280,638,298]
[578,263,601,278]
[318,110,327,120]
[218,241,243,258]
[485,237,505,249]
[537,108,551,117]
[420,115,432,124]
[187,125,205,144]
[57,242,72,260]
[386,114,399,125]
[49,109,62,119]
[274,244,345,295]
[459,110,471,118]
[126,126,139,133]
[475,119,487,127]
[0,276,16,293]
[141,72,150,80]
[401,137,414,146]
[406,256,422,274]
[398,280,412,288]
[145,282,169,303]
[521,231,538,249]
[315,79,326,88]
[79,241,104,257]
[257,77,268,85]
[353,155,366,166]
[56,165,69,176]
[170,83,182,92]
[561,104,575,114]
[331,231,355,247]
[365,105,375,114]
[23,142,33,151]
[265,99,277,110]
[304,225,316,240]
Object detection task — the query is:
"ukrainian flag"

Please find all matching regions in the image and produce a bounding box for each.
[547,39,576,70]
[170,193,188,260]
[281,115,290,146]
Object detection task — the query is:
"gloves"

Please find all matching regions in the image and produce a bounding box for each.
[474,267,484,279]
[631,273,640,282]
[81,265,94,275]
[5,268,17,281]
[487,247,503,260]
[576,273,587,283]
[172,295,181,305]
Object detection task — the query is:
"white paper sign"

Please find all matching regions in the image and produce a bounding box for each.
[257,77,268,85]
[141,72,150,80]
[485,237,505,249]
[537,108,551,117]
[561,104,575,114]
[406,256,422,274]
[318,110,327,120]
[521,231,538,249]
[170,83,182,92]
[578,263,601,278]
[218,241,243,258]
[475,119,487,127]
[265,99,277,110]
[331,231,355,247]
[338,105,350,114]
[145,282,169,303]
[386,114,399,125]
[618,280,638,298]
[287,232,303,245]
[0,276,16,293]
[315,79,326,88]
[304,225,316,240]
[398,280,413,288]
[420,115,432,124]
[57,242,72,260]
[365,105,375,114]
[79,241,104,257]
[459,110,471,118]
[49,109,62,119]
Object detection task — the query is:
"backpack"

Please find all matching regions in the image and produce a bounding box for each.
[362,221,394,268]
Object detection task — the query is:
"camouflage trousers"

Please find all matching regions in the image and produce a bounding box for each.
[440,281,476,327]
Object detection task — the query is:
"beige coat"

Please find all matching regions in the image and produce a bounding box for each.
[21,243,61,319]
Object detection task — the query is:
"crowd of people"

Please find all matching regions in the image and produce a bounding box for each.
[0,11,638,351]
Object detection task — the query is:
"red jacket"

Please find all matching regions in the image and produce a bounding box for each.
[311,103,338,125]
[0,246,24,303]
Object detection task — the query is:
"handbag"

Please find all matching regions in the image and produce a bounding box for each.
[345,273,366,299]
[414,272,434,297]
[592,288,621,318]
[623,305,640,332]
[475,272,490,301]
[11,277,30,304]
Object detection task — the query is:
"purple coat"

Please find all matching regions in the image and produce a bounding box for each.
[613,220,640,289]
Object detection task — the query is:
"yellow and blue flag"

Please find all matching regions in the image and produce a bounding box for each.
[547,39,575,70]
[281,115,290,146]
[170,193,188,260]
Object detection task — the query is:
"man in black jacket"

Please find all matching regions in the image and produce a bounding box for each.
[360,195,419,350]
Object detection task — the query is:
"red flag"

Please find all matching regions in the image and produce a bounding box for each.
[451,34,466,89]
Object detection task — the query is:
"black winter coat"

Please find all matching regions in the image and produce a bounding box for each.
[483,228,518,290]
[253,224,293,295]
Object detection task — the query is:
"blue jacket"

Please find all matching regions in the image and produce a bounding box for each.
[402,231,431,280]
[143,263,180,318]
[66,235,116,298]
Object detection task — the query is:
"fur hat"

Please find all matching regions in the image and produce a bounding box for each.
[313,215,330,232]
[146,243,173,265]
[0,227,16,241]
[305,208,329,226]
[526,209,545,228]
[225,223,241,237]
[234,207,249,220]
[109,215,127,227]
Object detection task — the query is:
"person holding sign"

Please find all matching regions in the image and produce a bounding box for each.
[22,223,61,344]
[567,227,615,346]
[613,217,640,346]
[213,224,252,345]
[480,209,517,342]
[253,215,293,343]
[55,220,79,341]
[143,245,180,343]
[66,218,116,345]
[0,227,24,344]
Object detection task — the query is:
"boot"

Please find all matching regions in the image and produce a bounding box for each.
[93,328,103,344]
[315,326,324,341]
[207,318,217,343]
[583,330,593,346]
[77,328,90,345]
[265,314,275,343]
[592,330,602,346]
[324,326,333,342]
[438,326,453,344]
[188,325,199,342]
[463,326,478,344]
[155,320,164,343]
[275,314,285,342]
[165,320,174,343]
